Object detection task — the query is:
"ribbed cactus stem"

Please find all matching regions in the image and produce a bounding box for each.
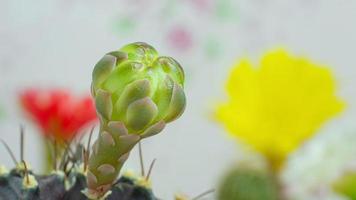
[86,42,186,199]
[86,122,139,199]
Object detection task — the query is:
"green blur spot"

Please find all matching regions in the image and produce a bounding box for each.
[333,172,356,200]
[0,105,4,119]
[204,37,222,60]
[216,0,238,21]
[161,0,178,19]
[113,16,136,35]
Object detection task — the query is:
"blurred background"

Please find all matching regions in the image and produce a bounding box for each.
[1,0,356,199]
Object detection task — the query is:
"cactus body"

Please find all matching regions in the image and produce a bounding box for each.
[218,166,278,200]
[0,165,156,200]
[333,171,356,200]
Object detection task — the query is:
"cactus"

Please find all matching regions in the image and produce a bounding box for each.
[1,42,186,200]
[333,171,356,200]
[0,164,156,200]
[0,128,158,200]
[87,42,186,198]
[217,165,279,200]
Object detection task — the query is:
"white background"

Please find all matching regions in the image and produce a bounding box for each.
[1,0,356,199]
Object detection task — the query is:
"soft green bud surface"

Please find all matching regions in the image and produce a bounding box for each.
[92,42,186,134]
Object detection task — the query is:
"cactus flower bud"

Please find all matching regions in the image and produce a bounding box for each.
[92,42,185,134]
[87,42,186,199]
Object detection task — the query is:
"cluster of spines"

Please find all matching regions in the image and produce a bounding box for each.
[0,129,156,200]
[0,164,156,200]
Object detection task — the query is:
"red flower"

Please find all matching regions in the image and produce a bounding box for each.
[20,89,97,141]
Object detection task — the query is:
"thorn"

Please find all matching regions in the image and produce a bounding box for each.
[63,159,68,174]
[191,189,215,200]
[64,141,75,156]
[87,126,95,155]
[83,148,87,172]
[53,140,57,171]
[84,126,95,172]
[146,158,156,181]
[59,141,73,170]
[63,158,74,176]
[139,141,145,176]
[0,139,18,165]
[22,160,30,185]
[20,125,25,162]
[76,131,86,144]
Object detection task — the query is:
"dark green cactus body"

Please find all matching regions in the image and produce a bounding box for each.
[37,174,66,200]
[0,165,40,200]
[1,166,156,200]
[0,164,70,200]
[0,172,19,200]
[63,171,156,200]
[110,176,156,200]
[87,42,186,198]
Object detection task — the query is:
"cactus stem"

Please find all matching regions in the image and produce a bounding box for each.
[97,164,115,175]
[146,158,156,181]
[139,141,145,176]
[101,131,115,146]
[0,139,18,165]
[20,125,24,161]
[83,188,112,200]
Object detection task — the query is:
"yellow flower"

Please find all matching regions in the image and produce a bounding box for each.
[216,49,344,170]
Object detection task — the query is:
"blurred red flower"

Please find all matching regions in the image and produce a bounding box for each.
[20,89,97,141]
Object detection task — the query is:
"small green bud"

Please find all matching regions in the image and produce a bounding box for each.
[92,42,186,135]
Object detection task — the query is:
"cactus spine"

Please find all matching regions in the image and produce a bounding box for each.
[86,42,186,198]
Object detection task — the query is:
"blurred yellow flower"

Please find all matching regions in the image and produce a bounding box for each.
[216,49,344,170]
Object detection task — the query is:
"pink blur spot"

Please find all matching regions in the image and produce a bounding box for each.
[167,26,193,51]
[190,0,212,12]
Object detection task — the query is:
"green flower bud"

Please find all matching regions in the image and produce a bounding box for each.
[92,42,186,134]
